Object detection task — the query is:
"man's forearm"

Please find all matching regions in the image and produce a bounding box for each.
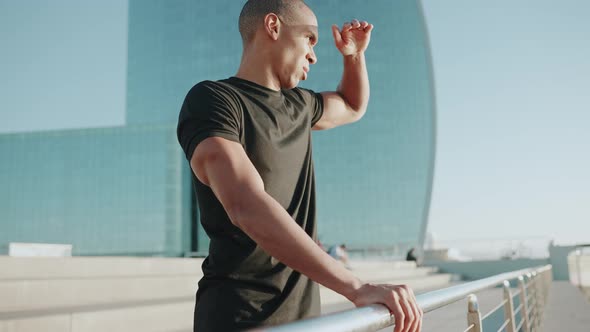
[337,52,370,115]
[229,188,362,300]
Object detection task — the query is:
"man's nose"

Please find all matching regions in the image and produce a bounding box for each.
[307,48,317,65]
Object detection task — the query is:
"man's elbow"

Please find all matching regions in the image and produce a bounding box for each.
[349,105,367,123]
[222,189,267,234]
[225,199,275,245]
[224,198,249,229]
[344,96,369,123]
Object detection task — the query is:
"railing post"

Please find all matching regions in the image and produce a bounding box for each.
[537,270,545,330]
[545,266,553,302]
[503,280,516,332]
[531,271,542,331]
[524,272,535,331]
[540,267,548,330]
[466,294,482,332]
[518,276,530,332]
[537,266,553,331]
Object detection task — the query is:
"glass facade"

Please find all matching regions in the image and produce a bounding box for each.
[0,0,435,257]
[305,0,436,254]
[0,125,192,256]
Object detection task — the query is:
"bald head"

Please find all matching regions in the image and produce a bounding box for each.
[238,0,309,45]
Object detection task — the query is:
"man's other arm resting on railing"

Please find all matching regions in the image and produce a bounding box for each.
[191,136,423,332]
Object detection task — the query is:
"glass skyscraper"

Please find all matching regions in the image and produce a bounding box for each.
[0,0,435,256]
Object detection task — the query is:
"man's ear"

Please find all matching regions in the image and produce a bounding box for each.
[264,13,281,40]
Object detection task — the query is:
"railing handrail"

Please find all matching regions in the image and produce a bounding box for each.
[418,265,550,312]
[251,264,552,332]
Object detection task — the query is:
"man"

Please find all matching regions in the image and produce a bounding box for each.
[177,1,423,331]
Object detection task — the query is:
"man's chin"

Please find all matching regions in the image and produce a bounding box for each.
[284,79,300,90]
[295,74,307,85]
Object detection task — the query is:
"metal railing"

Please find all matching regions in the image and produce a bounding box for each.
[252,264,552,332]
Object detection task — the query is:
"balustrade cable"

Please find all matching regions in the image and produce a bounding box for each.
[462,324,476,332]
[495,319,509,332]
[480,299,507,321]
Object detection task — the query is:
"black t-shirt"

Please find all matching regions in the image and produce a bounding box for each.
[177,76,324,331]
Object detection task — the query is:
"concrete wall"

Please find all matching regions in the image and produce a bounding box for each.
[424,258,549,281]
[568,251,590,286]
[549,244,578,281]
[0,256,203,332]
[424,244,590,281]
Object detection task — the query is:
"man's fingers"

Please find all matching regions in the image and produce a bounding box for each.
[387,295,405,332]
[331,24,342,45]
[351,284,419,332]
[339,20,372,35]
[388,285,417,332]
[406,299,421,332]
[404,286,421,332]
[416,315,423,332]
[400,300,414,332]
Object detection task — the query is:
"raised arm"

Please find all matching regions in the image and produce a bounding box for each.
[313,20,373,131]
[191,137,422,332]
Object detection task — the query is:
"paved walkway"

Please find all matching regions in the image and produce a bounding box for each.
[542,281,590,331]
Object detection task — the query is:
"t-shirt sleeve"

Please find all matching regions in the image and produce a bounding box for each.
[176,81,241,161]
[298,88,324,127]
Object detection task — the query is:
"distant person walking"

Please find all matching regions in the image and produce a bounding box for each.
[406,247,419,265]
[177,1,422,331]
[328,243,350,267]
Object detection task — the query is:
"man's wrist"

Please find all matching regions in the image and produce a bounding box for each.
[341,277,364,302]
[343,51,365,62]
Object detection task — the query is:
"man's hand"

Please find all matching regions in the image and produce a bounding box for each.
[331,19,374,57]
[348,283,423,332]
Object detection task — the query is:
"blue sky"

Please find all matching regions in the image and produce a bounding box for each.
[0,0,127,133]
[1,1,588,248]
[422,0,590,246]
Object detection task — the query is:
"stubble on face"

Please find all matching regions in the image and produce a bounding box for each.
[275,7,318,89]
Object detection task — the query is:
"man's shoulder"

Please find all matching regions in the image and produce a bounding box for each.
[188,78,236,95]
[184,79,244,106]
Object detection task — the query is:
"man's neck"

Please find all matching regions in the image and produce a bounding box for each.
[235,51,281,91]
